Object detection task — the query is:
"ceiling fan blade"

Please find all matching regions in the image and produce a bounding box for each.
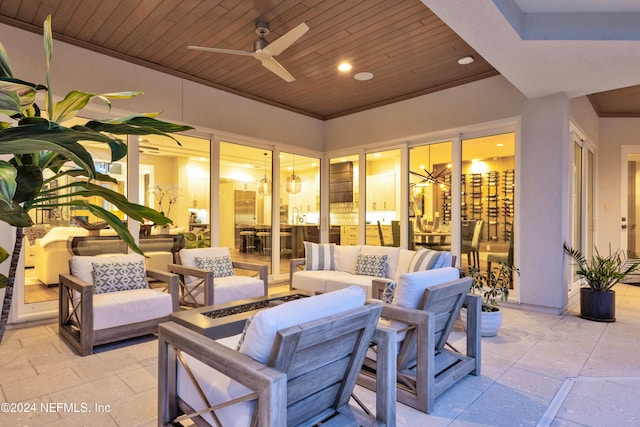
[187,46,254,56]
[264,22,309,56]
[410,170,430,180]
[259,56,295,82]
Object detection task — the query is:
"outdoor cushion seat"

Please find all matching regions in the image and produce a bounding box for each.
[169,247,267,307]
[158,286,396,426]
[59,253,179,356]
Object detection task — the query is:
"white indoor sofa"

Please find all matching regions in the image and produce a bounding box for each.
[289,242,454,298]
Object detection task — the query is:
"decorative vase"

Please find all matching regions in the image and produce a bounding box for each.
[580,288,616,322]
[459,307,503,337]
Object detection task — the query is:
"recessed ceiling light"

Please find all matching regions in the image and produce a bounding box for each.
[338,62,352,72]
[496,143,504,147]
[354,72,374,81]
[457,56,474,65]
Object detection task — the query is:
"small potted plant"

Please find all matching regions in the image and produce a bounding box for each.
[563,243,639,322]
[465,262,518,336]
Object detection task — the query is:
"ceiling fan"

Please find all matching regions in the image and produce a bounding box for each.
[187,21,309,82]
[410,167,450,187]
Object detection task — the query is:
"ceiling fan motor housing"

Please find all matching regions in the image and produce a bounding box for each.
[255,21,270,50]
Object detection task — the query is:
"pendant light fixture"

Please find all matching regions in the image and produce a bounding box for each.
[257,152,271,196]
[286,154,302,194]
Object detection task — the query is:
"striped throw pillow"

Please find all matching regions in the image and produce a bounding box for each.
[408,248,445,272]
[304,242,336,271]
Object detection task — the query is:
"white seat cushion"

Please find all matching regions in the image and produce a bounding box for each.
[93,288,173,330]
[184,275,265,306]
[326,274,382,299]
[291,270,354,294]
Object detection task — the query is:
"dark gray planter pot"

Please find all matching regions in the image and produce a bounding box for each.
[580,288,616,322]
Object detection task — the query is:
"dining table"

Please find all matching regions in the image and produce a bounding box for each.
[414,230,451,248]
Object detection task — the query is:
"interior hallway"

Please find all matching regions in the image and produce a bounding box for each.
[1,284,640,426]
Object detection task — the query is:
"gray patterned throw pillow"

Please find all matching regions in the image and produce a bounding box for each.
[381,281,396,303]
[354,254,387,278]
[92,261,148,294]
[194,255,235,278]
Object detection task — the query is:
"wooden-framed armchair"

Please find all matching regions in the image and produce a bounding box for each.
[59,253,179,356]
[360,267,481,414]
[158,286,396,426]
[168,247,268,307]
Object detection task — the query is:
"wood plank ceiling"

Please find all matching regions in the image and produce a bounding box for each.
[1,0,634,119]
[0,0,499,120]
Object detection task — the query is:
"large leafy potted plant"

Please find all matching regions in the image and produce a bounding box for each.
[0,15,193,342]
[563,243,639,322]
[466,262,517,337]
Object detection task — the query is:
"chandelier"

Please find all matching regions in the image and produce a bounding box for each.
[286,154,302,194]
[257,152,271,196]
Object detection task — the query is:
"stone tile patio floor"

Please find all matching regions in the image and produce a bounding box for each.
[1,284,640,426]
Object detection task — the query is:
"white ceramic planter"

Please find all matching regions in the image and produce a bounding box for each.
[460,307,503,337]
[479,309,502,337]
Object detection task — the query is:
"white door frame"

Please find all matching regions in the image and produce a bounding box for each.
[620,145,640,255]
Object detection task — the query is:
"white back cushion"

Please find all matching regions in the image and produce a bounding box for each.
[390,266,461,341]
[70,253,145,285]
[40,226,88,247]
[179,247,231,268]
[334,245,362,273]
[394,249,417,281]
[179,247,231,284]
[392,267,460,309]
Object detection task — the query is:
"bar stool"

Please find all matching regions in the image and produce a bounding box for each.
[280,228,293,257]
[239,229,255,253]
[255,229,271,255]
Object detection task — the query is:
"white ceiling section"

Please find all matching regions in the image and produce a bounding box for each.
[422,0,640,99]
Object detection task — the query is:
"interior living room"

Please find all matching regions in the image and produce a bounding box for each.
[2,1,640,426]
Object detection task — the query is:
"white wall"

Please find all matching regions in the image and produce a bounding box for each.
[325,76,527,148]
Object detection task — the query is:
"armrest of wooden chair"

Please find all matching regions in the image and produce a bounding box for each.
[168,261,268,307]
[462,293,481,375]
[158,321,287,426]
[168,263,214,306]
[289,258,306,289]
[59,273,94,356]
[232,261,268,296]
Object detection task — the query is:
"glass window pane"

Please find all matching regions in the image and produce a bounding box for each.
[141,134,210,243]
[409,142,452,251]
[330,155,359,245]
[220,142,272,272]
[461,133,516,276]
[365,150,401,246]
[280,152,320,270]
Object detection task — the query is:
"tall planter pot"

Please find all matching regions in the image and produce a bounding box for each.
[580,288,616,322]
[459,307,503,337]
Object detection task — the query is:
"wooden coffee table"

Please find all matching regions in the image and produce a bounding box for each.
[169,290,313,340]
